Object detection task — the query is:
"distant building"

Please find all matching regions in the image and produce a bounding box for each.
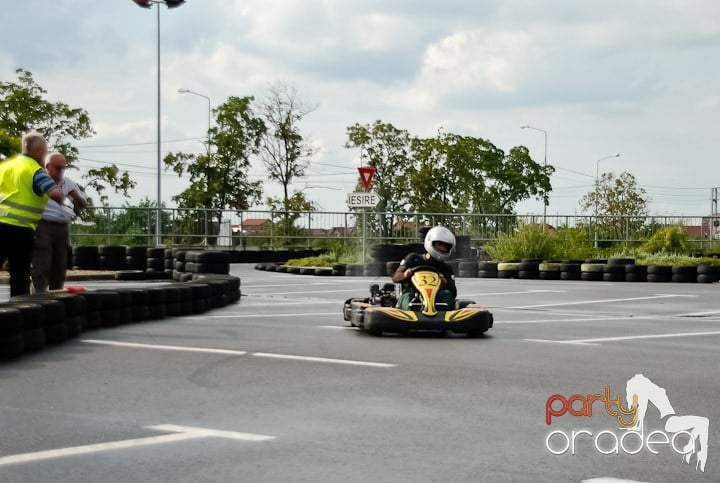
[240,218,270,235]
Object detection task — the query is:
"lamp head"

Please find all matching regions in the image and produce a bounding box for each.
[165,0,186,8]
[178,88,189,93]
[131,0,152,8]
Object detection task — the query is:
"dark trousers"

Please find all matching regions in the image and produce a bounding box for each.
[31,220,69,293]
[0,222,35,297]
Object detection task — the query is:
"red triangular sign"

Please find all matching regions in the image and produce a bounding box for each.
[358,166,376,191]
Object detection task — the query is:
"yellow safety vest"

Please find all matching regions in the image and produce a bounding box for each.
[0,155,49,230]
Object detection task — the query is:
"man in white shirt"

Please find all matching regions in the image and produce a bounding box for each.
[31,152,87,292]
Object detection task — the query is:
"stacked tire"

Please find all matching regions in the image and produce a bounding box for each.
[186,251,230,275]
[478,262,498,278]
[457,261,478,278]
[518,260,540,280]
[497,262,519,279]
[539,261,561,280]
[560,261,582,280]
[125,246,148,270]
[647,265,671,283]
[0,307,24,360]
[625,264,648,282]
[671,265,697,283]
[99,245,126,271]
[72,246,100,270]
[580,262,604,281]
[697,265,720,284]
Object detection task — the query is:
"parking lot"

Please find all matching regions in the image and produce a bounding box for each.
[1,265,718,482]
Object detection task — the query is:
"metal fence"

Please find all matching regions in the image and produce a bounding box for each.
[68,207,720,252]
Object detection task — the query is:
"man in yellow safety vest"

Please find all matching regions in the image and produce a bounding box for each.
[0,132,64,296]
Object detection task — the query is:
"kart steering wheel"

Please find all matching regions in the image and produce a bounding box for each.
[409,265,440,274]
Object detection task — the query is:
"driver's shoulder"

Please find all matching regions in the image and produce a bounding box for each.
[403,252,425,266]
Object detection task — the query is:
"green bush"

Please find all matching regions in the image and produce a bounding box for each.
[635,253,720,266]
[484,223,594,261]
[552,226,595,260]
[484,223,554,261]
[640,225,689,255]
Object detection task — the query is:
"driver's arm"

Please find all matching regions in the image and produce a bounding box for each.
[392,264,412,283]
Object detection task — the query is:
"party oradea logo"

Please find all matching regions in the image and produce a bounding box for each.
[544,374,709,472]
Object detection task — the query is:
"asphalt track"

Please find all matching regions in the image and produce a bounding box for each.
[0,265,718,483]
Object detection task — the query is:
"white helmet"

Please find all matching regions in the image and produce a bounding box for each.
[424,226,455,261]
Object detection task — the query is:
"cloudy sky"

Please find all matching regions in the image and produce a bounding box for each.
[3,0,719,217]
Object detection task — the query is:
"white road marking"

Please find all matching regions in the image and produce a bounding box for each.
[146,424,274,441]
[317,325,359,330]
[198,312,338,318]
[500,316,631,324]
[466,289,567,296]
[525,338,599,346]
[82,339,394,367]
[254,289,361,295]
[242,283,336,288]
[526,330,720,345]
[0,424,273,467]
[676,309,720,317]
[81,339,247,356]
[582,478,654,483]
[252,352,395,368]
[510,293,695,309]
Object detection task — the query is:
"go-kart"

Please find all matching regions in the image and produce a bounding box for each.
[342,265,493,336]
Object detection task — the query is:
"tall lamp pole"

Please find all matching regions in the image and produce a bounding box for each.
[131,0,186,245]
[520,125,548,226]
[179,88,213,245]
[594,153,621,248]
[178,88,212,157]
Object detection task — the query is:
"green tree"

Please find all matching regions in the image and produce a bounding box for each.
[0,127,20,159]
[0,68,135,204]
[260,83,316,205]
[346,121,413,239]
[0,68,93,164]
[580,171,649,243]
[164,95,264,219]
[346,121,412,213]
[83,165,137,206]
[266,191,318,247]
[408,132,552,230]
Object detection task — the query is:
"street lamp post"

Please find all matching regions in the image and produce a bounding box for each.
[594,153,621,248]
[179,88,213,245]
[520,125,548,226]
[131,0,186,245]
[178,88,212,157]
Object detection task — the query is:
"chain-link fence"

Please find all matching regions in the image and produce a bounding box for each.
[68,207,720,253]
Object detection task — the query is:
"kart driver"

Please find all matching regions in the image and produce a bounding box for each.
[392,226,457,310]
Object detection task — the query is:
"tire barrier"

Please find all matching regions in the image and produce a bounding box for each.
[251,257,719,285]
[496,262,519,279]
[0,270,241,362]
[671,265,697,283]
[602,264,626,282]
[697,264,720,283]
[72,246,100,270]
[518,261,539,280]
[539,262,561,280]
[477,262,498,279]
[646,265,672,283]
[625,264,648,283]
[457,261,478,278]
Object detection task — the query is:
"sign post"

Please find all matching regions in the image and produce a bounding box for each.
[352,167,376,264]
[347,191,379,263]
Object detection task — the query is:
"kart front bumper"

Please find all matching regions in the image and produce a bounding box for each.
[363,306,493,335]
